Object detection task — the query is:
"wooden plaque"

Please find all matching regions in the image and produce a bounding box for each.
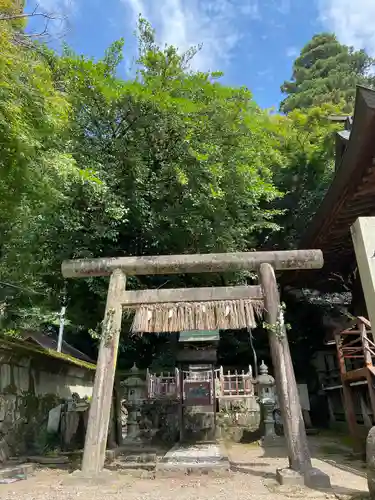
[184,381,211,406]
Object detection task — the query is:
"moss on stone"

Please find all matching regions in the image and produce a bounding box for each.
[0,338,96,371]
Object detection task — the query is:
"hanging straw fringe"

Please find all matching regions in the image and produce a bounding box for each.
[128,299,263,333]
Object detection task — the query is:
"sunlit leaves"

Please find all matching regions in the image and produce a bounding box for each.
[280,33,375,113]
[1,17,286,336]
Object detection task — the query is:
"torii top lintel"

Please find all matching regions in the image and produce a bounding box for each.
[61,249,323,278]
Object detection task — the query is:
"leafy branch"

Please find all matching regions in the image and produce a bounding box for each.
[263,302,291,340]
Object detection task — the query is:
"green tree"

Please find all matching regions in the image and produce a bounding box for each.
[267,104,341,248]
[0,15,100,333]
[280,33,375,114]
[1,20,285,346]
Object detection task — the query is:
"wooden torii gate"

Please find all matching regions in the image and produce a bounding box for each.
[61,250,329,486]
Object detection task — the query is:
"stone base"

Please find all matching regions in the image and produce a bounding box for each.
[0,463,35,481]
[63,468,114,485]
[157,442,230,477]
[26,455,69,465]
[276,467,331,490]
[276,468,304,486]
[105,441,158,463]
[157,463,229,477]
[304,467,331,490]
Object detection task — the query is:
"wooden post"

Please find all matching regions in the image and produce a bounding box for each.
[259,263,312,474]
[358,320,375,422]
[179,369,184,442]
[326,394,336,424]
[81,269,126,474]
[107,399,116,449]
[175,367,180,397]
[114,377,123,446]
[334,332,360,446]
[360,321,372,367]
[212,366,217,438]
[146,368,150,399]
[360,393,373,428]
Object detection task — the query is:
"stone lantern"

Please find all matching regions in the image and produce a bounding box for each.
[257,361,278,445]
[122,363,146,442]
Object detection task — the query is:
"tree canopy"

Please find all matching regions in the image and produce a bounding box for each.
[280,33,375,114]
[0,9,371,367]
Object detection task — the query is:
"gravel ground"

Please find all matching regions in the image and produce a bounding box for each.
[0,439,370,500]
[0,469,283,500]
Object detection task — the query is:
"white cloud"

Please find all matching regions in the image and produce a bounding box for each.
[240,1,261,18]
[120,0,260,71]
[37,0,77,17]
[276,0,291,15]
[256,68,273,80]
[286,46,298,58]
[318,0,375,55]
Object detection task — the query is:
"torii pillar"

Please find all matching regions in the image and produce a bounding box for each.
[61,249,330,487]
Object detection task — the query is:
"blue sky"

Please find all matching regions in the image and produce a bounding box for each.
[26,0,375,109]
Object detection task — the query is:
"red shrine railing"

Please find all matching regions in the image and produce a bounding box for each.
[146,366,254,399]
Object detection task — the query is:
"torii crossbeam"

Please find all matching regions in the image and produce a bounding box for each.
[62,249,329,487]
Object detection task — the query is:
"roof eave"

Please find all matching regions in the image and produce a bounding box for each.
[299,85,375,250]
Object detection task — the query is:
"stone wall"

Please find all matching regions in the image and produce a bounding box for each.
[0,338,95,460]
[137,399,180,444]
[217,395,261,442]
[126,395,262,444]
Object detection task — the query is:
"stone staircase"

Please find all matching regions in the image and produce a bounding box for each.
[105,442,230,478]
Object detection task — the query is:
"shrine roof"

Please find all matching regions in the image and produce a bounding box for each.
[284,85,375,291]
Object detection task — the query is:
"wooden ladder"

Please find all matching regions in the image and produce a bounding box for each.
[334,316,375,447]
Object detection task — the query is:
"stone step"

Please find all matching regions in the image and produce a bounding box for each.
[156,442,230,477]
[107,460,156,472]
[0,463,35,481]
[26,455,69,465]
[156,462,230,477]
[105,446,161,463]
[121,453,157,463]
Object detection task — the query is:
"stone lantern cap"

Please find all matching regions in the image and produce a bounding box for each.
[257,361,275,386]
[123,363,144,388]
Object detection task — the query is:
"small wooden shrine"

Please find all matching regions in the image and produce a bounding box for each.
[177,330,220,442]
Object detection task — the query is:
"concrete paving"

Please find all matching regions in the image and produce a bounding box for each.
[227,442,369,499]
[157,442,229,476]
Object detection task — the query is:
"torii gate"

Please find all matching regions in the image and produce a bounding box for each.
[61,249,330,487]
